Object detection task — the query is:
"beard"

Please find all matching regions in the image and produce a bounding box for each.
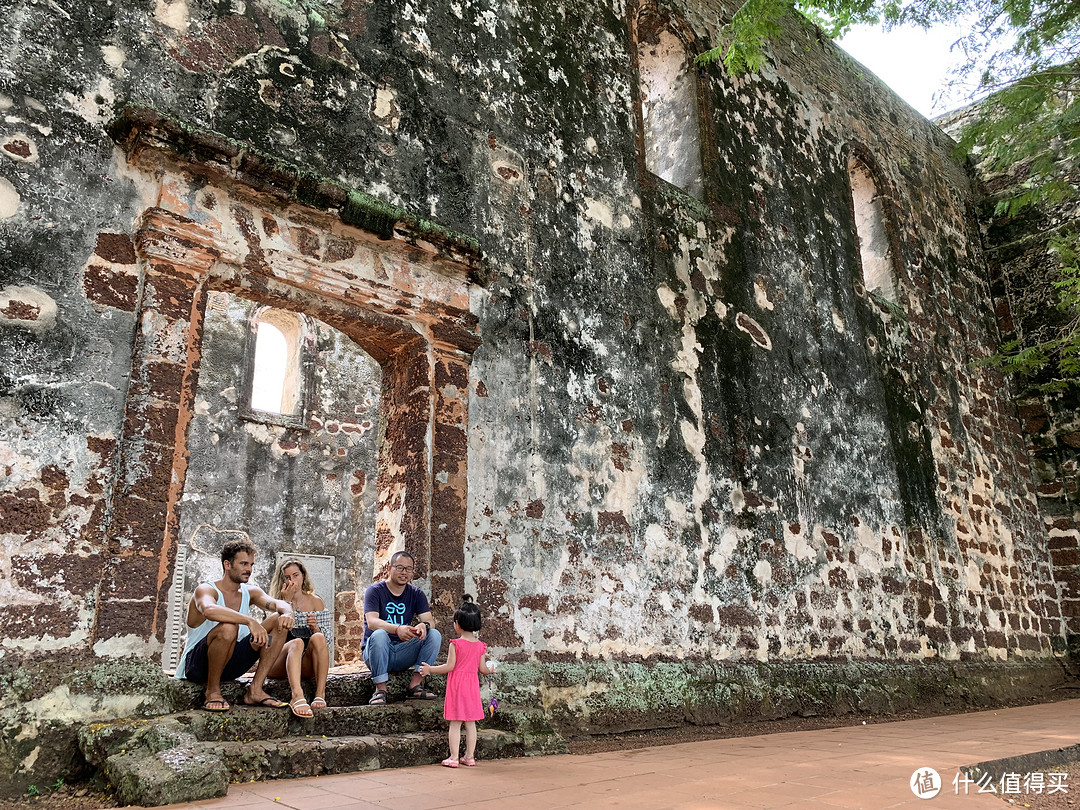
[226,567,249,584]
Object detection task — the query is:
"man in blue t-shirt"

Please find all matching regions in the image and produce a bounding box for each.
[362,551,442,705]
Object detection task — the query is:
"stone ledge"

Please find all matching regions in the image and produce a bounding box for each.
[102,729,525,806]
[964,743,1080,784]
[1,653,1073,798]
[492,657,1074,735]
[106,105,483,271]
[82,699,547,807]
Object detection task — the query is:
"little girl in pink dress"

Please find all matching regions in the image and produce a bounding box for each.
[419,594,497,767]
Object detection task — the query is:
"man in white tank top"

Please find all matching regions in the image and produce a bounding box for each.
[175,538,295,712]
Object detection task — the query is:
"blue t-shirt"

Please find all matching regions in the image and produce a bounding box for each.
[362,581,431,647]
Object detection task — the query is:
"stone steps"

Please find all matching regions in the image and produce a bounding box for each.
[79,674,564,807]
[217,728,524,782]
[169,701,449,743]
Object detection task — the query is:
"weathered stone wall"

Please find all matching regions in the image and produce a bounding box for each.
[940,102,1080,648]
[464,4,1060,664]
[0,0,1068,793]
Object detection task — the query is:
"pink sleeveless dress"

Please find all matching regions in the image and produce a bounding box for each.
[443,638,486,721]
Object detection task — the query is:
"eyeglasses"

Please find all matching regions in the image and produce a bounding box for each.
[392,565,414,574]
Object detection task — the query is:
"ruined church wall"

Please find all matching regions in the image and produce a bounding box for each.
[460,4,1061,664]
[0,0,1062,662]
[0,0,1068,785]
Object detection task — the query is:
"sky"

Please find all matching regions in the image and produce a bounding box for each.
[837,23,975,117]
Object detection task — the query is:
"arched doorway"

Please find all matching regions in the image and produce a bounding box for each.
[91,108,481,659]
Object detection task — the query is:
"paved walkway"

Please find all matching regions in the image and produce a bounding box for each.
[169,699,1080,809]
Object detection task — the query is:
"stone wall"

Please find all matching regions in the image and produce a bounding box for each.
[0,0,1068,793]
[940,101,1080,649]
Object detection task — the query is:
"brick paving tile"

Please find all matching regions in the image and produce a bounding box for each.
[666,775,757,796]
[470,792,575,809]
[314,781,424,801]
[720,788,799,808]
[242,783,329,801]
[364,772,454,791]
[179,794,268,808]
[173,802,283,810]
[294,773,384,787]
[344,769,427,786]
[814,783,914,808]
[591,768,682,790]
[366,792,457,809]
[793,773,884,790]
[267,790,369,810]
[741,779,842,802]
[577,794,673,808]
[668,799,772,810]
[421,783,530,803]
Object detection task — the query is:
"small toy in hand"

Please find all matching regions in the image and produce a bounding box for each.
[486,659,499,716]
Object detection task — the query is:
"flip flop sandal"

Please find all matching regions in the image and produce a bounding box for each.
[311,697,327,709]
[201,698,230,712]
[289,698,313,718]
[441,758,459,768]
[406,685,438,700]
[244,696,287,708]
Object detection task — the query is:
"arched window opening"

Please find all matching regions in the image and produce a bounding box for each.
[251,321,289,414]
[848,157,898,301]
[248,308,305,419]
[637,20,704,199]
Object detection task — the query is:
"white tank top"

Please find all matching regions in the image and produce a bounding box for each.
[174,582,252,678]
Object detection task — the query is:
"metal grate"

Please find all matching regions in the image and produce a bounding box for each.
[162,541,190,673]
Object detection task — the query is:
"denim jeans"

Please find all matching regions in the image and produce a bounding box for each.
[362,628,443,685]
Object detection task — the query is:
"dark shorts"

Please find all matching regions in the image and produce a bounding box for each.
[182,632,261,682]
[287,628,311,652]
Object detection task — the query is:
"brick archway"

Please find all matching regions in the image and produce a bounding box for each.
[91,109,480,655]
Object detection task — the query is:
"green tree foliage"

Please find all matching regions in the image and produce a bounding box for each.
[964,66,1080,393]
[699,0,1080,388]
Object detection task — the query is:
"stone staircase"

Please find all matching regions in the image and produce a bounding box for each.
[78,672,564,806]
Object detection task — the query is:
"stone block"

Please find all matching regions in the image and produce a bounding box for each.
[323,736,381,774]
[92,597,157,643]
[374,731,442,768]
[105,746,228,806]
[78,719,151,768]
